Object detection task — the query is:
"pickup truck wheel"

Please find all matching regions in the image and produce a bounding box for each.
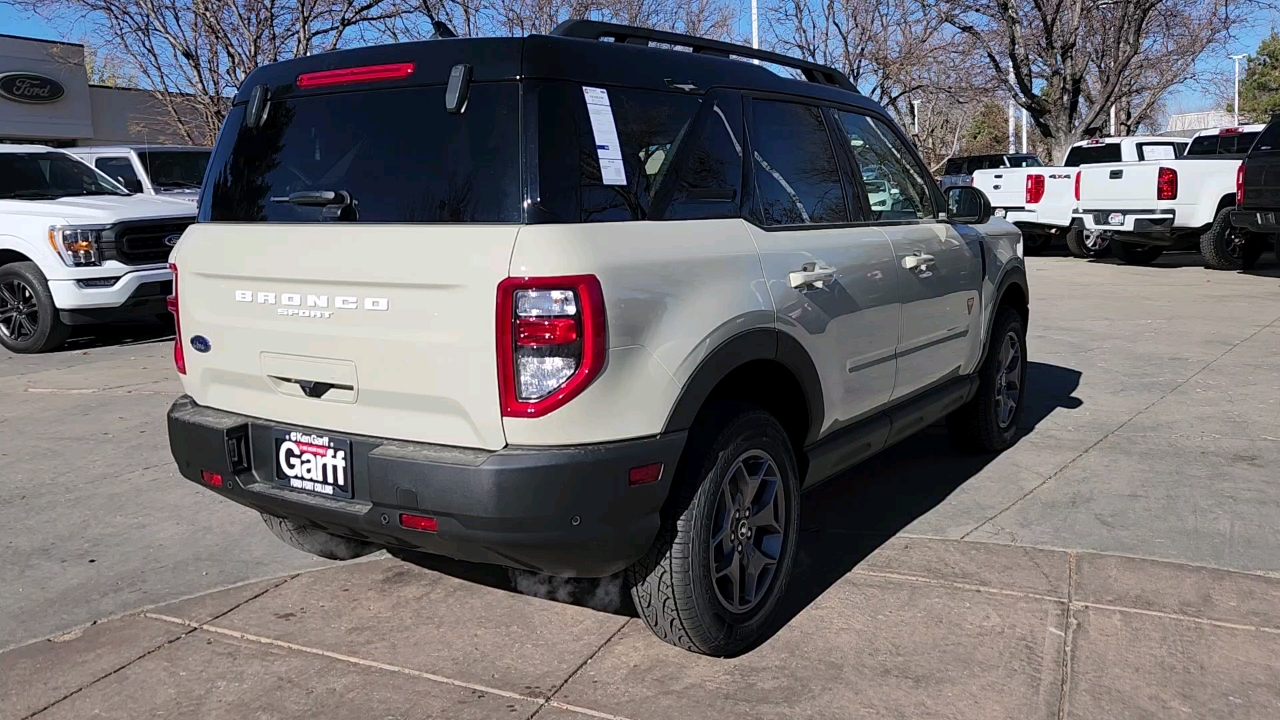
[261,514,378,560]
[1200,208,1248,271]
[1110,239,1165,265]
[1065,226,1110,258]
[627,405,799,656]
[0,262,70,354]
[947,307,1027,453]
[1023,232,1052,256]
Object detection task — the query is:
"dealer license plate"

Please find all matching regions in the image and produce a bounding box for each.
[1108,212,1124,226]
[273,428,353,499]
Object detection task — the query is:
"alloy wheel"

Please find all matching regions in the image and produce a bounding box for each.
[1084,230,1109,252]
[709,449,787,614]
[995,330,1023,429]
[0,279,39,342]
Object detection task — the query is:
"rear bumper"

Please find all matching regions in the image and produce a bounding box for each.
[1231,209,1280,233]
[1075,210,1176,240]
[167,396,685,577]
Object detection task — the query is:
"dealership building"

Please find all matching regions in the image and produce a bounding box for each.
[0,33,199,147]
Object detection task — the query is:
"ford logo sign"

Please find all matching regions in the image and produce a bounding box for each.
[0,72,66,104]
[164,234,182,247]
[190,335,211,353]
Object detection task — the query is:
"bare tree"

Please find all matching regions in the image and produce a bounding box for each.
[937,0,1262,162]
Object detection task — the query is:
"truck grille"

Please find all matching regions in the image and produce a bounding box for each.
[102,219,194,266]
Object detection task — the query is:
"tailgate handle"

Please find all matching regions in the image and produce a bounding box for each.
[1109,169,1123,179]
[271,376,354,399]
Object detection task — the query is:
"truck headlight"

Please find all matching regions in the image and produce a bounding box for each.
[48,225,107,267]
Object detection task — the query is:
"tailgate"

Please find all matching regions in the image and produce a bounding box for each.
[174,224,517,450]
[971,169,1027,208]
[1076,162,1162,210]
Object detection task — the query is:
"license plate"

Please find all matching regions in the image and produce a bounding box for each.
[273,428,353,499]
[993,208,1006,218]
[1108,212,1124,226]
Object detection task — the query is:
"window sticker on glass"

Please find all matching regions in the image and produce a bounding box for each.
[583,87,627,186]
[1142,145,1176,160]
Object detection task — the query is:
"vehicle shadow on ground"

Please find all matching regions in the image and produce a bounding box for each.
[392,362,1084,644]
[1090,250,1280,277]
[60,319,174,352]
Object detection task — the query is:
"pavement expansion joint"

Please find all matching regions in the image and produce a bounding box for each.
[141,612,637,720]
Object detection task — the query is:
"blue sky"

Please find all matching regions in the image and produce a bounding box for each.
[1,3,1273,115]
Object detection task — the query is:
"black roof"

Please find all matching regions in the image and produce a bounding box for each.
[233,22,879,116]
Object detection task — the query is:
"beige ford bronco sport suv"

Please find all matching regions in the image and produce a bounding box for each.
[166,21,1029,656]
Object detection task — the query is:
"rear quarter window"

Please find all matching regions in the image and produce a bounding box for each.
[1252,122,1280,154]
[1063,143,1122,166]
[201,83,522,223]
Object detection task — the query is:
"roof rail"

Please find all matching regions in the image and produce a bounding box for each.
[549,20,858,94]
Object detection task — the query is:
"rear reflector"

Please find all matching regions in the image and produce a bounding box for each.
[516,317,579,345]
[629,463,664,486]
[200,470,224,488]
[296,62,415,89]
[400,513,438,532]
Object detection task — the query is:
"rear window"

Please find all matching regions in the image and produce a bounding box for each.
[943,158,965,175]
[138,150,211,190]
[1063,143,1122,166]
[202,83,522,223]
[1186,132,1260,156]
[1007,155,1043,168]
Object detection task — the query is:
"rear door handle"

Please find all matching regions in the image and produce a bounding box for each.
[789,264,837,289]
[902,254,936,271]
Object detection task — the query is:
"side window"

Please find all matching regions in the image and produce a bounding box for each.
[835,111,935,221]
[748,99,848,226]
[96,157,142,193]
[661,95,743,221]
[1253,123,1280,153]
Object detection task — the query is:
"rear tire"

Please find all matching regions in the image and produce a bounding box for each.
[1065,225,1110,259]
[1023,232,1052,256]
[1200,207,1248,271]
[1111,239,1165,265]
[627,405,800,656]
[261,514,378,560]
[947,307,1027,453]
[0,262,70,354]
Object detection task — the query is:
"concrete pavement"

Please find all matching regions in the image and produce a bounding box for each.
[5,251,1280,717]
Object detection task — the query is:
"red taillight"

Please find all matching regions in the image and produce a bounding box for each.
[1025,174,1045,204]
[516,317,579,346]
[200,470,223,488]
[168,262,185,375]
[629,463,664,486]
[296,62,415,89]
[1237,163,1246,206]
[1074,171,1081,201]
[1157,167,1178,201]
[497,275,606,418]
[399,513,438,532]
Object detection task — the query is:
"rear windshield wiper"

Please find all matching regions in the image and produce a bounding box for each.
[269,190,358,220]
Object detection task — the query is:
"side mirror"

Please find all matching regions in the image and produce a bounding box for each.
[946,185,992,224]
[118,176,144,194]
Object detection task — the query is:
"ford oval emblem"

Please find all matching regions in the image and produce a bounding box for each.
[0,72,66,104]
[190,335,212,353]
[164,234,182,247]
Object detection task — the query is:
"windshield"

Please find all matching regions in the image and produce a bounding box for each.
[138,150,210,189]
[0,152,130,199]
[1008,155,1043,168]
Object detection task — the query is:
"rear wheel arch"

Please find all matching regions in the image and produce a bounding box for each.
[663,328,823,450]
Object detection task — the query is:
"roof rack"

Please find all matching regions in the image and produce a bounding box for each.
[549,20,858,94]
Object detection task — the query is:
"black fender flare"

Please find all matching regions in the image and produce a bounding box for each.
[980,264,1029,366]
[661,328,825,445]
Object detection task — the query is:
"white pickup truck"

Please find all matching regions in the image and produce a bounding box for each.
[972,136,1189,257]
[1073,124,1265,267]
[0,145,196,353]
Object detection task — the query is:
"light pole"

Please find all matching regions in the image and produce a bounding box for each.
[752,0,758,51]
[1231,53,1248,126]
[912,99,921,134]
